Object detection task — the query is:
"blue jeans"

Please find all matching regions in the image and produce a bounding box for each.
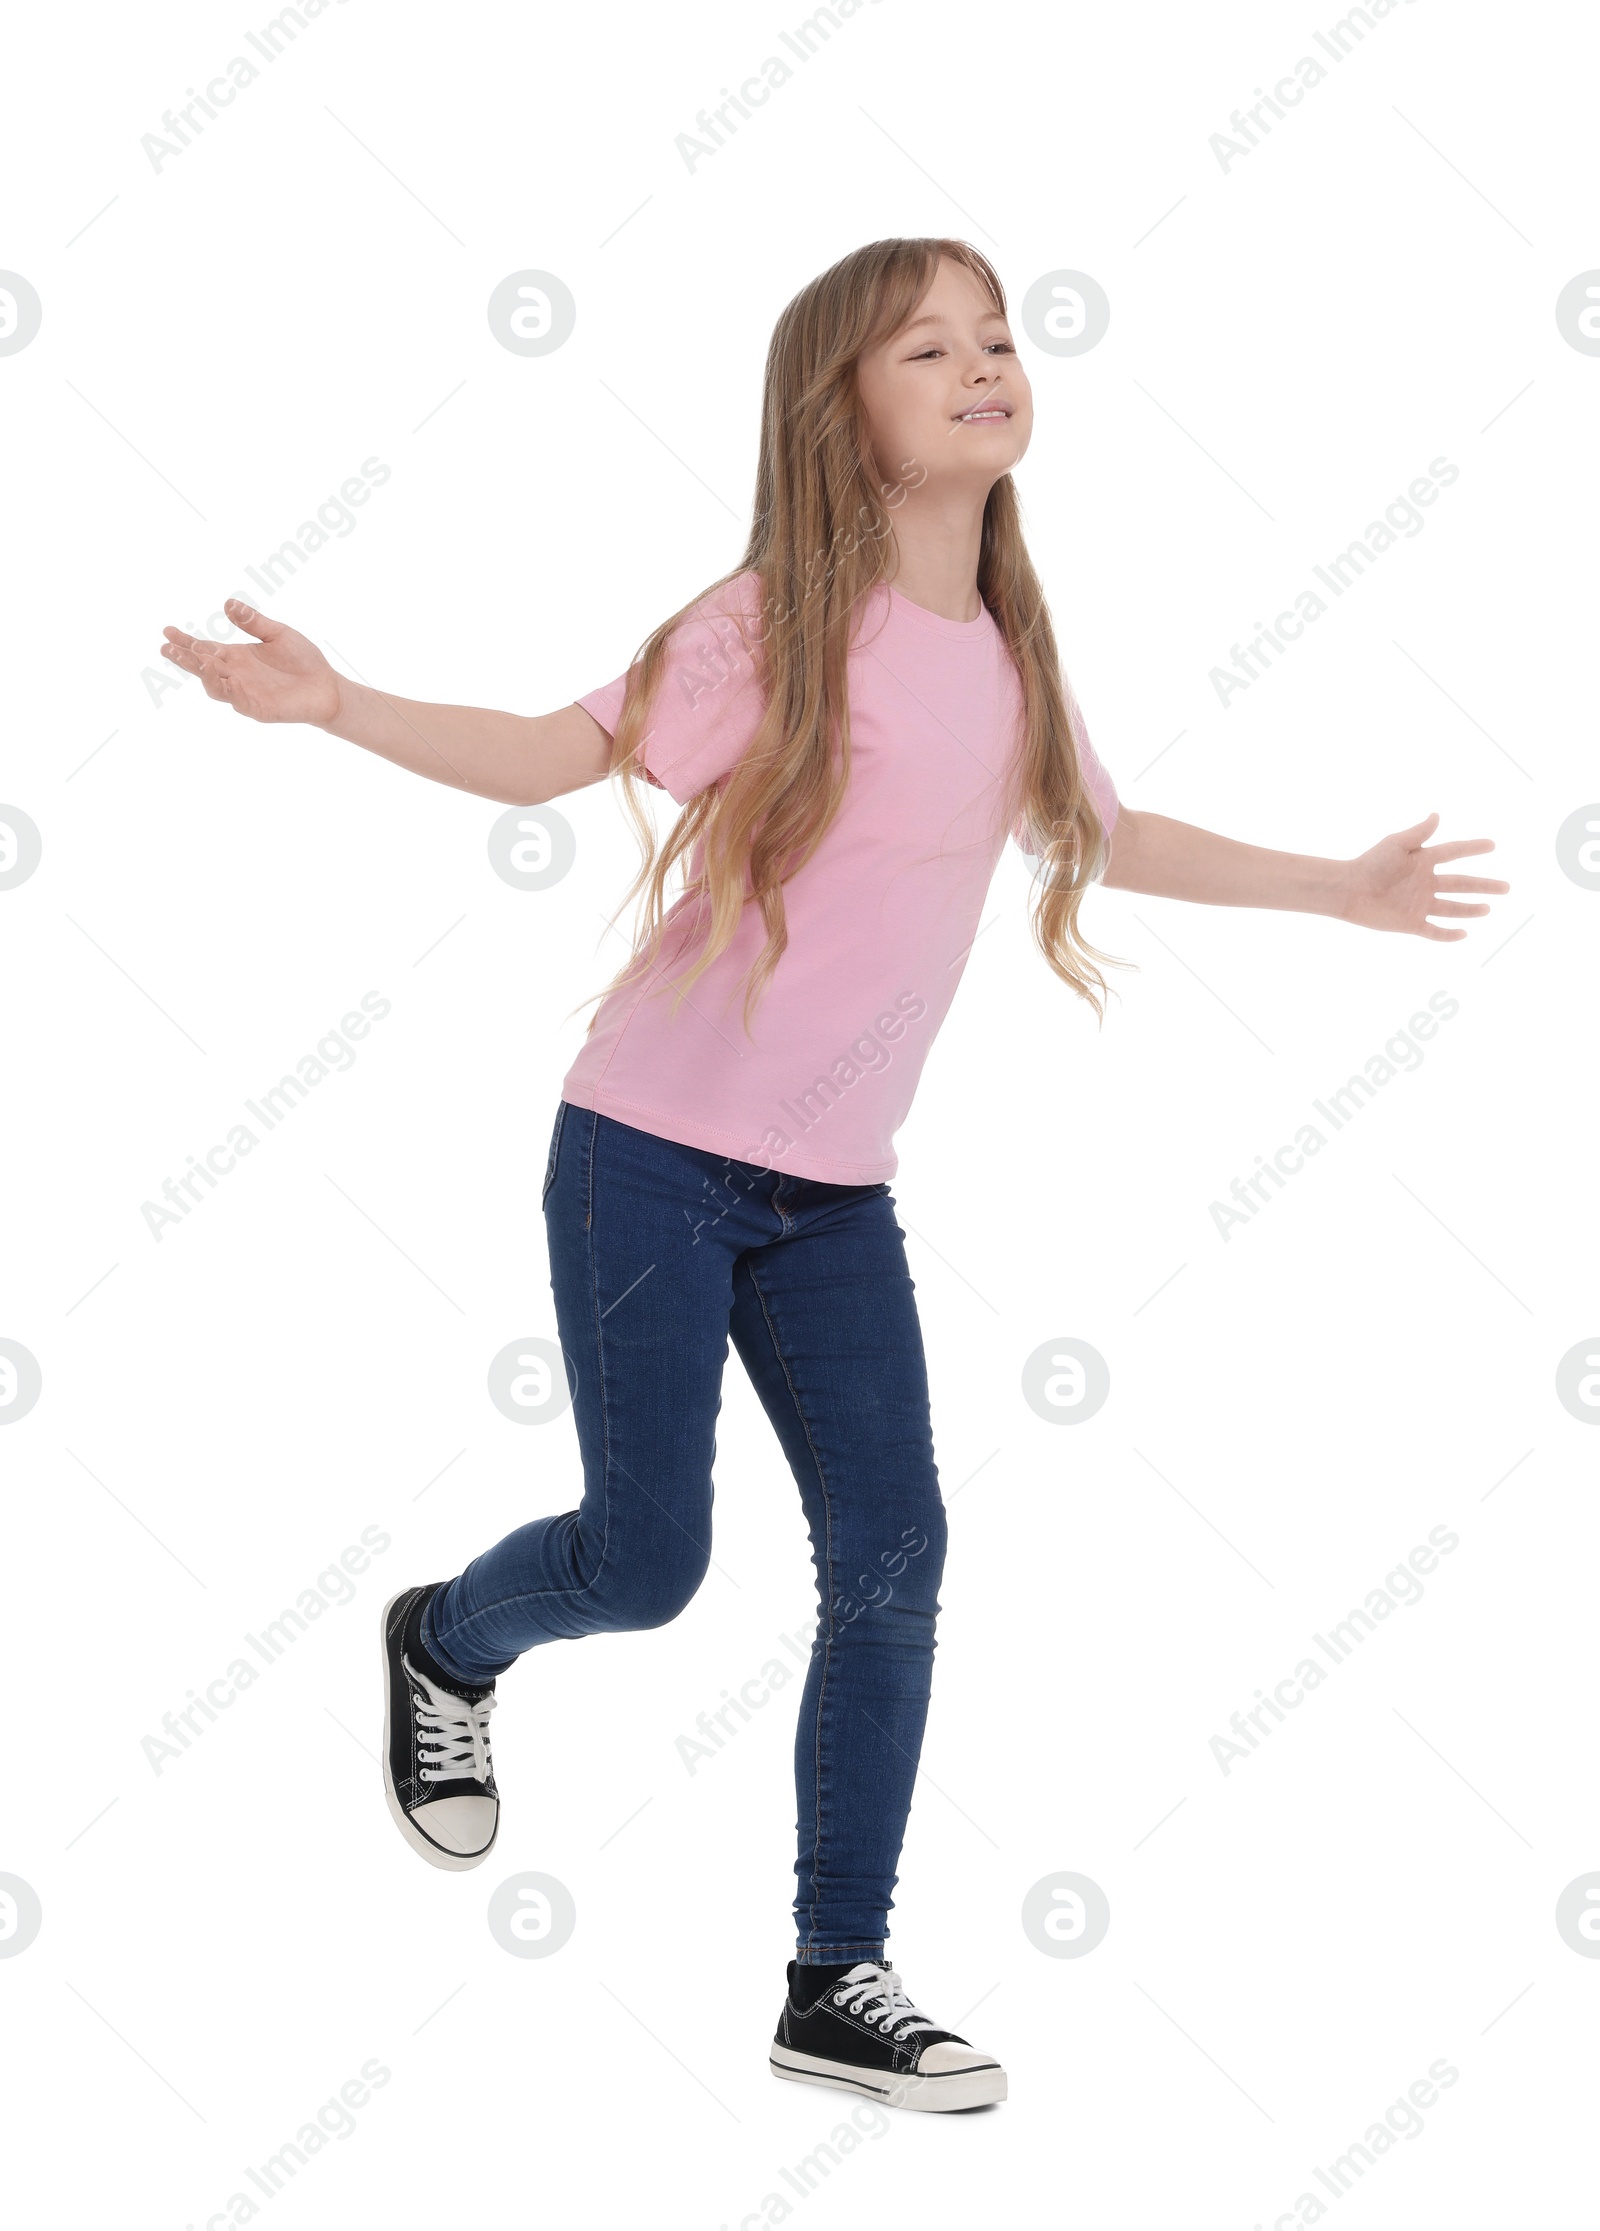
[424,1103,948,1964]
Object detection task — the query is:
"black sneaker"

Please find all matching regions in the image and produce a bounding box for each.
[771,1960,1007,2111]
[380,1585,499,1870]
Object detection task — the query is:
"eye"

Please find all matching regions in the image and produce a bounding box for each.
[908,337,1015,360]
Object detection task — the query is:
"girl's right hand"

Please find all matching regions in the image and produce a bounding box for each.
[160,599,343,727]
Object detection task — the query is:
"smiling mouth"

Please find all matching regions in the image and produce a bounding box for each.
[954,403,1013,423]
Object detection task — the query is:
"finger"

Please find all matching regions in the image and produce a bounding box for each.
[163,627,229,657]
[1417,922,1466,941]
[1396,811,1441,846]
[161,640,231,692]
[1426,899,1489,918]
[161,641,232,701]
[192,641,250,702]
[1425,837,1496,863]
[1434,874,1510,894]
[223,596,287,642]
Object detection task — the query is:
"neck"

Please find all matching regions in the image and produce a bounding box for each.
[881,488,988,623]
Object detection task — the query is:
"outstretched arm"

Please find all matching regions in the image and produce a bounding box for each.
[1100,807,1509,942]
[160,598,613,805]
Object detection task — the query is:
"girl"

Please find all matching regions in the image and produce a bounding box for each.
[159,236,1506,2114]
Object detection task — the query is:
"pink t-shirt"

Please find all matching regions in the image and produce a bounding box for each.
[562,570,1118,1183]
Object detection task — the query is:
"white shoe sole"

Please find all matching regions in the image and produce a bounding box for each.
[770,2042,1007,2112]
[380,1590,498,1872]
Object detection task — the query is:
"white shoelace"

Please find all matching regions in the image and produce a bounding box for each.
[410,1664,496,1785]
[832,1964,940,2043]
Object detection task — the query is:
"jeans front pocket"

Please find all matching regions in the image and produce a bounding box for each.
[541,1100,569,1206]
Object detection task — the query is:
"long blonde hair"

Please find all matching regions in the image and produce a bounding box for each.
[580,235,1123,1037]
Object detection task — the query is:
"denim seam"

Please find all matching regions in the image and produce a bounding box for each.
[582,1107,618,1604]
[747,1250,837,1954]
[541,1099,568,1206]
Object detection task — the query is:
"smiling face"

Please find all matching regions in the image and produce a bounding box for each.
[854,255,1033,497]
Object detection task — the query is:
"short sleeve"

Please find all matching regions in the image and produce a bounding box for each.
[1011,674,1119,880]
[576,571,767,806]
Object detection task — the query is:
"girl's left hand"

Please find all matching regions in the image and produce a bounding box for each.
[1342,813,1509,940]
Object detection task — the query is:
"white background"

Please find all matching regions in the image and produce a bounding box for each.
[3,1,1597,2224]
